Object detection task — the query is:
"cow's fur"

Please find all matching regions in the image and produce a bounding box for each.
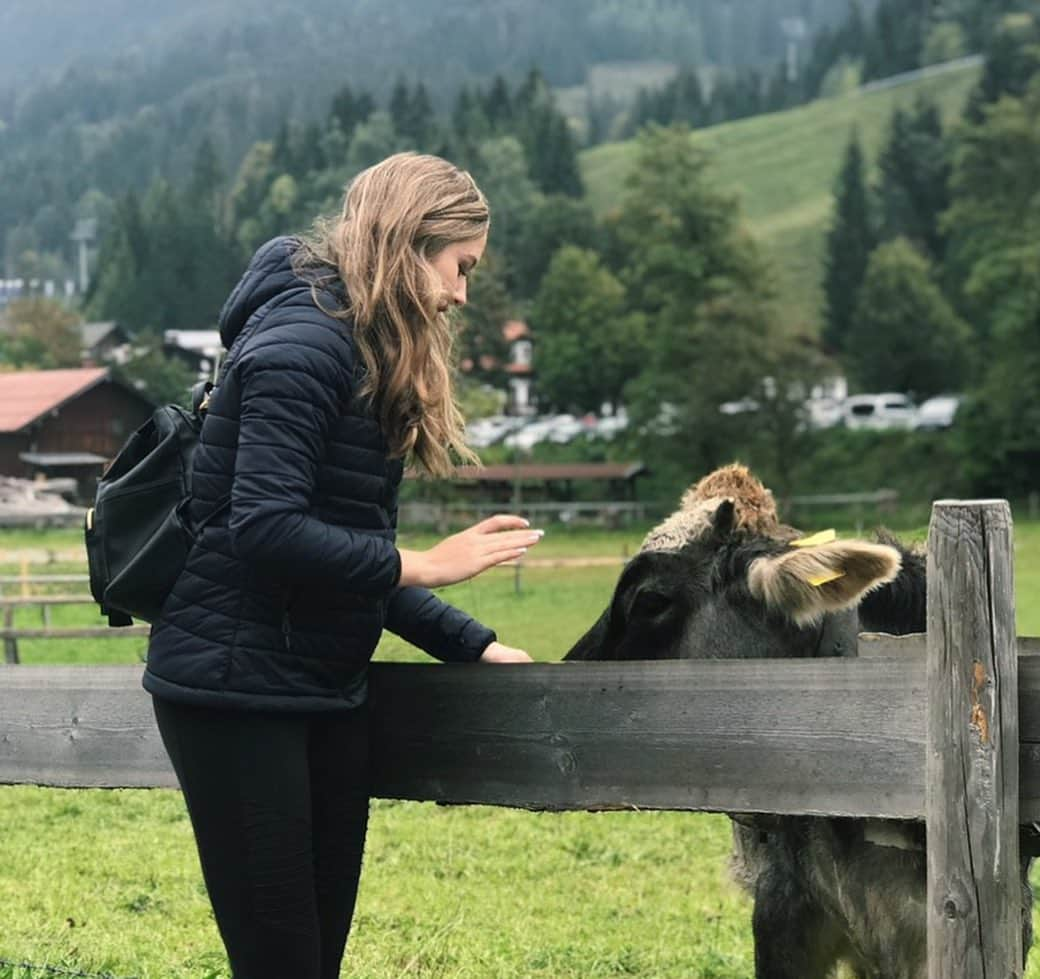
[564,464,1033,979]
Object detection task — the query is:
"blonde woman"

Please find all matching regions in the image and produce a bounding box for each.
[144,153,538,978]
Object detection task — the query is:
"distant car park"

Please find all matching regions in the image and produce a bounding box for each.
[913,395,961,431]
[843,393,917,431]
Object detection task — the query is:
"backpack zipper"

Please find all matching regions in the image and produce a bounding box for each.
[282,610,292,652]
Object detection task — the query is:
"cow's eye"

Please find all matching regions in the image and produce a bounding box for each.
[630,589,673,619]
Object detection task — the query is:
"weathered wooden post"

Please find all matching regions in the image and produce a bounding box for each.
[927,500,1021,977]
[3,606,17,664]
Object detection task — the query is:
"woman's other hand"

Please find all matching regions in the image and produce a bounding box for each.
[398,515,543,588]
[479,641,533,663]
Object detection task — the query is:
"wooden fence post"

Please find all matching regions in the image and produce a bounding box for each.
[927,500,1022,978]
[2,607,17,664]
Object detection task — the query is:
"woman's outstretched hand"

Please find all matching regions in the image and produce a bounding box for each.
[397,514,543,589]
[479,641,533,663]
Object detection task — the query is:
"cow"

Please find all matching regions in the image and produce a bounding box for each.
[564,463,1032,979]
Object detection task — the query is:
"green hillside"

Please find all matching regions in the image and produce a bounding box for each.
[579,60,982,334]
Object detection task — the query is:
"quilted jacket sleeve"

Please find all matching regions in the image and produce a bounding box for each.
[226,321,402,596]
[384,585,496,662]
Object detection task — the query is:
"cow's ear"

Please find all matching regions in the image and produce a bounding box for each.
[746,541,901,627]
[711,499,736,538]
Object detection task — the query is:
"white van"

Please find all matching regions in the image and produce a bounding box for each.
[843,393,916,431]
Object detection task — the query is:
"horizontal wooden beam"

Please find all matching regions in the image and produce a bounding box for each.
[0,627,150,639]
[2,647,1039,821]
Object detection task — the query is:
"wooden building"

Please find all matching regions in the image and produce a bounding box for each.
[0,368,155,500]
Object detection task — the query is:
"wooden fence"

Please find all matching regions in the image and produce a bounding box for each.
[0,499,1035,977]
[0,580,148,663]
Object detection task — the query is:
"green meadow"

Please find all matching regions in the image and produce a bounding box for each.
[579,61,982,334]
[1,516,1039,977]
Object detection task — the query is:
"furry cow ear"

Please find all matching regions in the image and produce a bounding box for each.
[711,499,736,537]
[746,541,901,627]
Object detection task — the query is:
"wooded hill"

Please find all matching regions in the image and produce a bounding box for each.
[0,0,861,278]
[580,58,982,334]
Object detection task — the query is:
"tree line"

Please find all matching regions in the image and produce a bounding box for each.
[821,10,1040,496]
[0,0,858,283]
[3,6,1037,501]
[619,0,1025,138]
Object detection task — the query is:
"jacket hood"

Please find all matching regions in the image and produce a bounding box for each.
[218,236,304,350]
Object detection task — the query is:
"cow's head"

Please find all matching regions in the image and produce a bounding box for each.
[565,466,901,663]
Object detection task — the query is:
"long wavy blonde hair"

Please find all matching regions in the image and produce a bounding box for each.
[293,152,488,477]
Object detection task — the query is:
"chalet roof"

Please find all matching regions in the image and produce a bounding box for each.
[502,320,530,342]
[20,451,109,466]
[164,329,223,353]
[80,321,125,348]
[0,367,113,433]
[452,462,646,483]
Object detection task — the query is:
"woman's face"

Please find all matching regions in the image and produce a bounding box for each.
[428,231,488,311]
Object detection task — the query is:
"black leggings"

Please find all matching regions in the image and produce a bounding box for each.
[153,697,370,979]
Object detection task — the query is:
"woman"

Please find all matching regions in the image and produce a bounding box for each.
[143,152,539,978]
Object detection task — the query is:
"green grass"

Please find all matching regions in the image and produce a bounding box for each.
[579,62,982,333]
[2,520,1040,977]
[0,793,751,979]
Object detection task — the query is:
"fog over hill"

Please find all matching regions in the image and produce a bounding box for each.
[0,0,868,279]
[1,0,862,91]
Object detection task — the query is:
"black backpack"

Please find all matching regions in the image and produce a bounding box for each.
[85,333,250,627]
[85,381,224,626]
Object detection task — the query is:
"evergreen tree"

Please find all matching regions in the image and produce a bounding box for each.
[347,111,400,172]
[451,85,491,151]
[471,136,540,293]
[945,65,1040,494]
[84,190,152,330]
[389,77,412,140]
[876,100,950,260]
[529,246,646,414]
[271,120,295,175]
[524,107,584,198]
[822,130,874,353]
[613,126,778,471]
[457,248,512,383]
[409,82,435,149]
[862,0,926,81]
[189,136,225,219]
[294,123,326,176]
[390,79,435,149]
[483,75,513,129]
[513,194,599,299]
[329,83,374,142]
[845,238,972,397]
[967,11,1040,120]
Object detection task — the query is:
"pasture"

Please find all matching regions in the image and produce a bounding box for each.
[579,59,981,334]
[2,515,1040,978]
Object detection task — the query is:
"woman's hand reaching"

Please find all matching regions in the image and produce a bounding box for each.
[479,641,533,663]
[397,514,543,589]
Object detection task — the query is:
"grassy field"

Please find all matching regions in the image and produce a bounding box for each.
[2,518,1039,977]
[579,61,982,334]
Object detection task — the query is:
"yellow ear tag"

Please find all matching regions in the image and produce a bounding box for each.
[790,529,837,548]
[807,570,846,588]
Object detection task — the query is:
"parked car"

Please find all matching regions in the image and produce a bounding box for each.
[465,414,523,448]
[805,397,844,430]
[843,393,916,431]
[913,395,961,431]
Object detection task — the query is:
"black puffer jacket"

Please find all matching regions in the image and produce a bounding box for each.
[143,237,496,711]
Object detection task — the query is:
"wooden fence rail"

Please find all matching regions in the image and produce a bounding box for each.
[0,499,1031,975]
[0,592,148,664]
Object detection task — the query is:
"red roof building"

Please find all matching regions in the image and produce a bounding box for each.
[0,368,155,499]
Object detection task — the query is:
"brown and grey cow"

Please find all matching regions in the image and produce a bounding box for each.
[564,464,1032,979]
